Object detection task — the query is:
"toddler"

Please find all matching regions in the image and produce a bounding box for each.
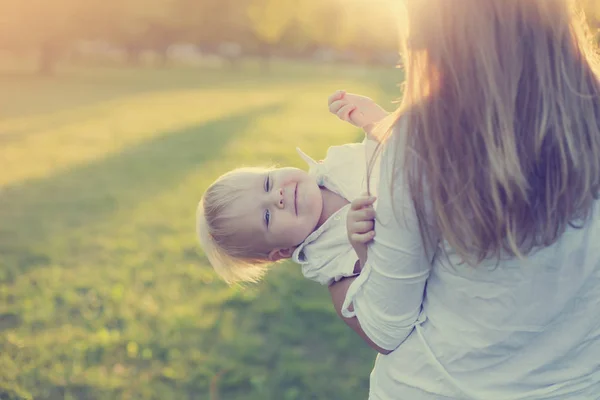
[197,91,389,285]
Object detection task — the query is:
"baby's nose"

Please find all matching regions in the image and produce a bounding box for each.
[275,188,284,209]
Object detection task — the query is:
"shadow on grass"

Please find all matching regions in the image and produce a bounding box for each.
[0,109,110,145]
[0,64,323,120]
[0,102,285,281]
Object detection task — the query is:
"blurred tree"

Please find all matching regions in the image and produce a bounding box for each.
[247,0,295,67]
[0,0,94,74]
[348,1,400,64]
[0,0,402,72]
[89,0,182,65]
[294,0,399,64]
[179,0,251,51]
[295,0,350,50]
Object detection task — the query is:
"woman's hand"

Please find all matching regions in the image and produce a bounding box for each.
[347,194,377,269]
[328,90,389,136]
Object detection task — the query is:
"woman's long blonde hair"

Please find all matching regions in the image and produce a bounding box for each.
[385,0,600,264]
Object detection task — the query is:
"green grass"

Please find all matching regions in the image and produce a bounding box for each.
[0,60,402,400]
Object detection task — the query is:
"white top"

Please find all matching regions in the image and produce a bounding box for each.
[292,138,381,286]
[342,124,600,399]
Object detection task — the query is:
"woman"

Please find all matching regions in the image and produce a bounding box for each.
[329,0,600,398]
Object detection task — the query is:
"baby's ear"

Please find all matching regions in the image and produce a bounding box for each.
[268,247,296,262]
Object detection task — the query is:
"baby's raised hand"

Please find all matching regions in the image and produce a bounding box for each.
[347,194,377,270]
[328,90,389,135]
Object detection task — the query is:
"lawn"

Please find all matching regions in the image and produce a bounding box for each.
[0,60,402,400]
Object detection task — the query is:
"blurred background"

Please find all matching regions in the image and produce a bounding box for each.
[1,1,598,399]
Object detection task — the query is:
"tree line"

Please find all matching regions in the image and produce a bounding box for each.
[0,0,597,74]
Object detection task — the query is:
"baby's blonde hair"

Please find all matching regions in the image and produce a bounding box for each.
[197,167,273,284]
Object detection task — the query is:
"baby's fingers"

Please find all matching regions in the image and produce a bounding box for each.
[351,196,377,211]
[329,99,348,114]
[355,206,376,221]
[337,104,356,122]
[351,231,375,244]
[328,90,346,106]
[351,220,375,234]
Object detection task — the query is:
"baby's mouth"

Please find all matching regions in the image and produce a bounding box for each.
[294,184,298,216]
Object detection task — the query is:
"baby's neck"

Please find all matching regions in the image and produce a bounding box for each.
[315,187,350,229]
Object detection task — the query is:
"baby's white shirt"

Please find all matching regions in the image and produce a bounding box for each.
[291,138,381,285]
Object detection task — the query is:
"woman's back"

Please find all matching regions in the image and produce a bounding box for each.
[382,3,600,393]
[373,200,600,399]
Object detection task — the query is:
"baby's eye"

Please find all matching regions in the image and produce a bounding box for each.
[264,209,270,227]
[264,174,270,192]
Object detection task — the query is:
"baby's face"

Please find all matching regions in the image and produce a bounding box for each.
[231,167,323,257]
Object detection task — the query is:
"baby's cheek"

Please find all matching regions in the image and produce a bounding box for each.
[280,219,305,244]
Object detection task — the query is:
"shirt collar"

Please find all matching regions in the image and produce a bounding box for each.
[296,147,318,167]
[296,147,326,186]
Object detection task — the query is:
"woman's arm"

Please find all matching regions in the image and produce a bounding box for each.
[332,130,435,352]
[329,275,392,354]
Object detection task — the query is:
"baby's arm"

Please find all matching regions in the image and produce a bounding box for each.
[346,194,377,271]
[299,194,376,285]
[328,90,389,138]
